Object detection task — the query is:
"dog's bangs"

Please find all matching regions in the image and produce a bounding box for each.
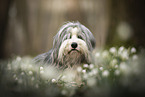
[62,33,71,41]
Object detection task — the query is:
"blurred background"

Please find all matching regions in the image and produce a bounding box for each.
[0,0,145,59]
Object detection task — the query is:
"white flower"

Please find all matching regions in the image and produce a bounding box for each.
[132,55,138,60]
[16,56,21,61]
[40,66,44,70]
[95,52,100,57]
[83,64,89,68]
[119,46,124,52]
[51,79,56,83]
[121,50,129,59]
[77,67,82,72]
[29,71,33,75]
[102,70,109,77]
[89,64,94,69]
[109,47,116,53]
[92,68,98,75]
[110,59,118,67]
[99,67,103,71]
[131,47,136,53]
[61,75,66,80]
[118,46,124,55]
[82,69,86,73]
[102,50,109,58]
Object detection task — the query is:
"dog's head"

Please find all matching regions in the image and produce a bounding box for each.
[52,22,96,66]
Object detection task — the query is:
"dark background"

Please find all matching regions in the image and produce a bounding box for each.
[0,0,145,59]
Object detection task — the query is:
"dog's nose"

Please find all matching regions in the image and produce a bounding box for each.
[71,42,78,49]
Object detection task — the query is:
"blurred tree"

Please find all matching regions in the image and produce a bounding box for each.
[0,0,12,59]
[0,0,145,59]
[0,0,109,59]
[106,0,145,48]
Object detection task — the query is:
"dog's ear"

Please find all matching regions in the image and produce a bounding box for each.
[53,34,59,48]
[52,23,70,48]
[81,25,96,49]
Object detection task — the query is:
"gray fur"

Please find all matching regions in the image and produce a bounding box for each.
[33,22,96,67]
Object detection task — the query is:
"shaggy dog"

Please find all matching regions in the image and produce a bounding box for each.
[33,22,96,69]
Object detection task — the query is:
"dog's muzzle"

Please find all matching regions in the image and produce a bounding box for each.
[71,42,78,49]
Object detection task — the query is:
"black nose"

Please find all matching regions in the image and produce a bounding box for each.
[71,42,78,49]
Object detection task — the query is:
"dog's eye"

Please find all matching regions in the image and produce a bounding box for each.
[78,35,83,39]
